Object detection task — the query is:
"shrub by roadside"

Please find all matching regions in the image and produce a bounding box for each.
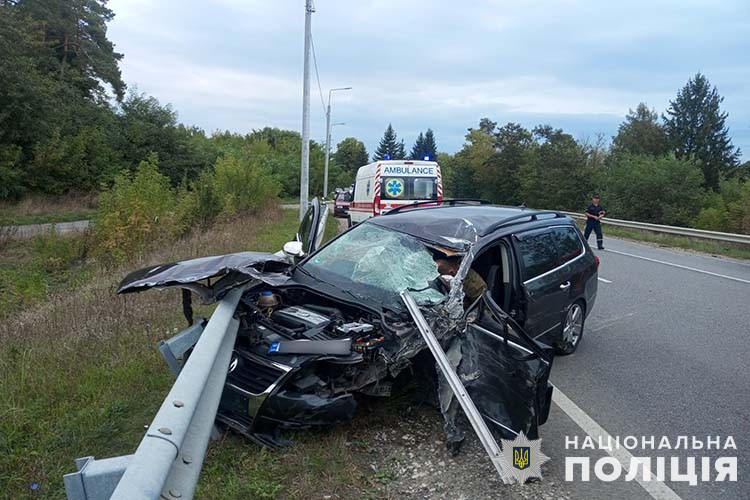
[92,152,282,263]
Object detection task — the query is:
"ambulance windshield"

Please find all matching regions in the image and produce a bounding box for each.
[301,223,445,306]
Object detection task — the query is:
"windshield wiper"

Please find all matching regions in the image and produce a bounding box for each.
[296,266,362,300]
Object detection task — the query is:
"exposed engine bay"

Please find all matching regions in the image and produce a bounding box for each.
[218,286,421,447]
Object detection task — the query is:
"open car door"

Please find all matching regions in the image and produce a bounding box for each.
[296,198,328,255]
[462,291,553,440]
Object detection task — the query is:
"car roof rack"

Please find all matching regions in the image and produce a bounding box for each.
[479,210,568,236]
[383,198,492,215]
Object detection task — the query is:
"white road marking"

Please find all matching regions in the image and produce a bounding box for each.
[605,249,750,285]
[552,388,684,500]
[588,311,638,333]
[597,277,612,283]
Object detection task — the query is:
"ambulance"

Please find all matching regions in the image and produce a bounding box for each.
[348,160,443,224]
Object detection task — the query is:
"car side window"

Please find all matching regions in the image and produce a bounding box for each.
[515,230,557,280]
[552,226,583,265]
[297,206,314,248]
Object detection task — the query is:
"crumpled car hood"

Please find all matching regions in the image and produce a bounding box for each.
[117,251,292,301]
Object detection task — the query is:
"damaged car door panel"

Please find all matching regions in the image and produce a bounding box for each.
[117,200,597,448]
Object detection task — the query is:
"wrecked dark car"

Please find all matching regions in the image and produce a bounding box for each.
[118,199,598,450]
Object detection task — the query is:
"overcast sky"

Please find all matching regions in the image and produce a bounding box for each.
[107,0,749,159]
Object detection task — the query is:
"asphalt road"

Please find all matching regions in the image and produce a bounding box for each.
[536,236,750,500]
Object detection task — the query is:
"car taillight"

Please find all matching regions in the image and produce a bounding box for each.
[594,255,600,268]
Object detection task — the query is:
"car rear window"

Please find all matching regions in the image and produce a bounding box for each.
[552,226,583,265]
[515,230,558,280]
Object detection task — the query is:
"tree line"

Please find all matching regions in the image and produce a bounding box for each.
[2,1,748,235]
[437,73,750,234]
[0,0,367,202]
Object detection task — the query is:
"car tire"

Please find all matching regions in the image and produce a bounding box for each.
[556,300,585,355]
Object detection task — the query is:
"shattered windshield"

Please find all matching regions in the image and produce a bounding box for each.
[301,223,445,306]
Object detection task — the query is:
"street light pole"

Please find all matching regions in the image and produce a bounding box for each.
[323,86,351,199]
[299,0,314,221]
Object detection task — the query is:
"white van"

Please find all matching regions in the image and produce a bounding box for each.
[349,160,443,224]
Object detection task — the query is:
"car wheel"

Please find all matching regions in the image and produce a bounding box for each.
[557,300,585,355]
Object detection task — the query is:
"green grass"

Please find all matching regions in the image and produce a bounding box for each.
[322,210,341,243]
[0,209,96,227]
[0,206,392,499]
[0,207,314,499]
[576,221,750,260]
[0,194,98,227]
[0,231,90,318]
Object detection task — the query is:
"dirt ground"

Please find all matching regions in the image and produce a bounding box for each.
[343,402,571,500]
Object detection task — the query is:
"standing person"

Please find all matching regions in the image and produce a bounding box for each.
[584,194,606,250]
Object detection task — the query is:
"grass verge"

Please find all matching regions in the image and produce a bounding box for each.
[0,210,97,227]
[574,222,750,260]
[0,231,91,319]
[0,194,97,227]
[0,206,309,498]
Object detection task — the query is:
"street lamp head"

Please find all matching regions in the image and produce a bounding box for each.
[328,87,353,102]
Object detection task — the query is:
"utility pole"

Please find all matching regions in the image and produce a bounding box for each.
[299,0,313,221]
[323,87,352,199]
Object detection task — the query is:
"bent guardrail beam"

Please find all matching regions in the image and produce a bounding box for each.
[64,287,244,500]
[400,290,512,484]
[560,211,750,245]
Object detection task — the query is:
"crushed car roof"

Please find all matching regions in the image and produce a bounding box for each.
[369,205,569,250]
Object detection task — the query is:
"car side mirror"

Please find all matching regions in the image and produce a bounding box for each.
[283,240,305,258]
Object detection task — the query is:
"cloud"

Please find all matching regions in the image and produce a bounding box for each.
[107,0,750,158]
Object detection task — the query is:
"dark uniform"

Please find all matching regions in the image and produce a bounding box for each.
[584,203,605,249]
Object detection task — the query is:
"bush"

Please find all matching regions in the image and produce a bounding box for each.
[213,153,280,214]
[93,154,181,262]
[694,206,731,232]
[694,178,750,234]
[601,154,705,226]
[0,145,24,200]
[32,231,87,275]
[189,169,223,226]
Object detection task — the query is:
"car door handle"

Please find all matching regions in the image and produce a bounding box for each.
[559,281,571,290]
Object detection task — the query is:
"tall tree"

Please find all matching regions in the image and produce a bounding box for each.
[423,129,437,160]
[409,132,425,160]
[473,122,533,205]
[663,73,741,190]
[476,118,497,135]
[20,0,127,101]
[373,124,405,160]
[332,137,368,176]
[517,126,592,210]
[409,129,438,160]
[612,103,670,156]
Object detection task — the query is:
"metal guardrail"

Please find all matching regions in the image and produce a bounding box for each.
[560,211,750,245]
[64,287,244,500]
